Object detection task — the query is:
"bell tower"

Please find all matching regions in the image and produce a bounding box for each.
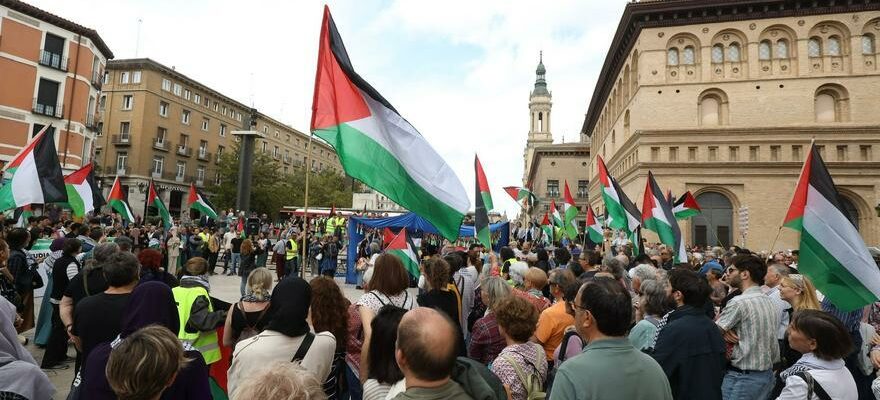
[523,52,553,185]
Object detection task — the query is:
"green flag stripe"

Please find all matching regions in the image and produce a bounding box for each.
[800,230,876,311]
[388,248,420,278]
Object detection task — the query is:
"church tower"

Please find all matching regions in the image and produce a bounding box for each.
[523,52,553,185]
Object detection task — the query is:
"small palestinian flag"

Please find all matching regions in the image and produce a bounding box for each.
[783,145,880,311]
[562,181,579,239]
[147,180,172,230]
[0,125,67,211]
[311,6,468,241]
[107,177,134,222]
[586,205,603,244]
[672,191,701,220]
[474,155,492,248]
[188,183,218,219]
[64,163,105,217]
[642,172,687,263]
[550,199,564,228]
[14,205,33,227]
[540,212,554,244]
[503,186,537,209]
[386,228,420,278]
[597,155,641,256]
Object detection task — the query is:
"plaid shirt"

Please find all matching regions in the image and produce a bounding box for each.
[716,286,780,370]
[468,312,506,365]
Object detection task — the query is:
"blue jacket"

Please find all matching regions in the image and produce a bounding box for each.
[651,305,726,400]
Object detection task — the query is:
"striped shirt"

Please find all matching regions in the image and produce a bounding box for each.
[716,286,780,371]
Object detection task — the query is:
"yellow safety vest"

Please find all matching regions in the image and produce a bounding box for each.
[325,217,336,234]
[172,286,220,364]
[285,239,299,260]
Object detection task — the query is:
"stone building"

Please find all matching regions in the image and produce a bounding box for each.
[0,0,112,170]
[583,0,880,249]
[522,55,590,225]
[95,58,341,218]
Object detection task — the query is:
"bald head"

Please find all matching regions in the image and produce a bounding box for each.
[396,307,457,382]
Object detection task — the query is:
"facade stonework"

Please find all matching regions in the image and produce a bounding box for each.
[583,1,880,250]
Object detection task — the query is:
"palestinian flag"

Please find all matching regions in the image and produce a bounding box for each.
[188,183,218,219]
[562,181,579,239]
[64,163,105,217]
[14,205,33,227]
[586,205,603,244]
[503,186,537,209]
[107,177,134,222]
[666,189,674,207]
[642,172,687,263]
[783,145,880,311]
[474,155,493,248]
[0,125,67,211]
[540,212,554,244]
[386,228,420,278]
[550,199,564,228]
[383,227,395,245]
[596,155,641,236]
[147,180,172,230]
[672,191,701,220]
[310,6,468,241]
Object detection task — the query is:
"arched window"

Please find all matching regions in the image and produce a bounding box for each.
[538,112,544,131]
[776,39,790,59]
[623,110,630,136]
[839,196,860,231]
[727,43,741,62]
[827,36,841,56]
[611,130,616,144]
[759,41,772,60]
[667,48,679,66]
[711,45,724,63]
[808,37,822,57]
[863,34,876,55]
[692,192,733,247]
[700,97,720,125]
[683,46,695,65]
[814,84,849,123]
[815,93,836,122]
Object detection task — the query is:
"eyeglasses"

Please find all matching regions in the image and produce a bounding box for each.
[571,303,589,314]
[725,267,738,274]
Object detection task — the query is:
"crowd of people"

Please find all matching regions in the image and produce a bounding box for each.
[2,208,880,400]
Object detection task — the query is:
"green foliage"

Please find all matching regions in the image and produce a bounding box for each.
[207,142,353,216]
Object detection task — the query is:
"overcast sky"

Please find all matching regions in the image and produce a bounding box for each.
[31,0,627,217]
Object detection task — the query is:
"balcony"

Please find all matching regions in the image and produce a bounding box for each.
[153,138,170,152]
[197,151,211,162]
[196,178,205,186]
[32,99,63,118]
[91,70,103,90]
[177,146,192,157]
[282,155,292,164]
[39,50,67,72]
[112,134,132,146]
[151,170,162,179]
[116,167,129,176]
[174,174,192,183]
[85,113,99,131]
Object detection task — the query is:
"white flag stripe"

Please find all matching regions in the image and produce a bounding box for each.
[11,153,43,205]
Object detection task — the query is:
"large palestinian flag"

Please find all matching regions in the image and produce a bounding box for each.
[0,125,67,211]
[562,181,579,239]
[64,163,105,217]
[107,177,134,222]
[596,155,641,237]
[386,228,420,278]
[188,183,218,219]
[672,191,701,220]
[147,180,172,230]
[474,155,492,248]
[642,172,687,263]
[585,205,603,244]
[503,186,537,209]
[310,6,468,241]
[783,145,880,311]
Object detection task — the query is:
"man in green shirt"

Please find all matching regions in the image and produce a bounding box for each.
[550,278,673,400]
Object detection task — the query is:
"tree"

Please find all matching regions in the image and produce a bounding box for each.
[208,142,353,216]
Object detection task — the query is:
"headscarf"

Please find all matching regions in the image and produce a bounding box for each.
[0,297,55,399]
[266,277,311,337]
[50,237,67,252]
[119,281,179,337]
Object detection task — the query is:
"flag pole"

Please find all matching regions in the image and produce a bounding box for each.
[300,132,315,279]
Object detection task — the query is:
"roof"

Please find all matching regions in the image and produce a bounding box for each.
[580,0,880,136]
[525,142,590,188]
[1,0,113,58]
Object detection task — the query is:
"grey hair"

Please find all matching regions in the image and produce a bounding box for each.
[768,263,790,278]
[482,276,512,311]
[629,263,657,283]
[114,236,133,252]
[84,242,120,272]
[639,279,671,317]
[369,242,380,253]
[600,257,626,281]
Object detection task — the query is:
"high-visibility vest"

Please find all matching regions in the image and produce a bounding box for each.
[325,217,336,234]
[286,239,299,260]
[171,286,220,364]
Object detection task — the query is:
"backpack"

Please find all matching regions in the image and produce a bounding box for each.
[499,353,546,400]
[236,302,270,346]
[544,329,583,398]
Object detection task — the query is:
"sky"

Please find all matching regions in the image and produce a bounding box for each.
[29,0,628,217]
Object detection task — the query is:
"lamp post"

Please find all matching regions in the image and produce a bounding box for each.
[231,110,264,213]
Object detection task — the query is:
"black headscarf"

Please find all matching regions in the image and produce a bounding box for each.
[266,277,311,337]
[120,281,180,337]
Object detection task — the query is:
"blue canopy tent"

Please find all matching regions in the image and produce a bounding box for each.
[345,213,510,284]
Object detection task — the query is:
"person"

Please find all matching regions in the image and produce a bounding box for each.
[6,228,36,333]
[549,278,672,400]
[231,361,328,400]
[167,228,181,277]
[417,257,464,353]
[238,239,258,297]
[534,269,576,361]
[41,238,79,368]
[705,265,727,305]
[320,235,339,277]
[81,281,211,399]
[362,305,407,400]
[256,232,270,268]
[207,229,221,274]
[651,269,726,400]
[228,277,337,397]
[138,248,179,287]
[357,254,416,382]
[628,278,671,351]
[577,250,601,280]
[285,233,301,277]
[310,276,351,400]
[776,310,857,399]
[764,263,792,353]
[72,251,140,371]
[453,251,478,336]
[34,237,65,348]
[510,264,550,313]
[551,281,585,369]
[223,267,274,349]
[492,295,548,400]
[346,272,372,400]
[0,296,55,399]
[228,233,243,276]
[273,235,288,281]
[173,257,227,365]
[775,274,822,377]
[393,307,472,400]
[105,325,191,400]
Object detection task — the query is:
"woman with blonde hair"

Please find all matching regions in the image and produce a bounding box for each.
[223,267,274,348]
[779,274,821,311]
[232,361,327,400]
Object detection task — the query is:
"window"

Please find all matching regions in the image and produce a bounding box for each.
[201,118,209,131]
[197,166,205,182]
[688,147,697,161]
[215,172,222,185]
[159,101,169,117]
[223,106,228,116]
[194,94,201,104]
[759,41,772,60]
[119,121,131,137]
[667,48,679,66]
[82,137,91,164]
[132,71,141,83]
[682,46,695,65]
[286,134,291,143]
[708,146,718,161]
[262,126,268,134]
[261,141,267,153]
[273,146,280,157]
[121,95,133,110]
[176,162,186,178]
[162,79,171,91]
[116,152,128,171]
[863,34,876,55]
[727,43,741,62]
[274,130,280,138]
[711,45,724,63]
[776,39,789,59]
[179,134,189,148]
[827,36,841,56]
[199,140,208,156]
[41,33,65,69]
[837,145,848,161]
[860,145,872,161]
[103,72,110,85]
[771,145,781,161]
[749,146,759,161]
[156,127,167,144]
[181,110,191,125]
[213,102,219,112]
[99,95,106,110]
[152,156,164,175]
[792,145,802,162]
[577,180,588,198]
[815,93,837,122]
[220,124,227,137]
[700,96,720,125]
[35,78,60,117]
[173,83,182,96]
[120,71,130,84]
[236,113,242,122]
[808,38,822,57]
[668,147,678,161]
[729,146,739,161]
[184,89,191,100]
[546,180,559,198]
[217,145,224,160]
